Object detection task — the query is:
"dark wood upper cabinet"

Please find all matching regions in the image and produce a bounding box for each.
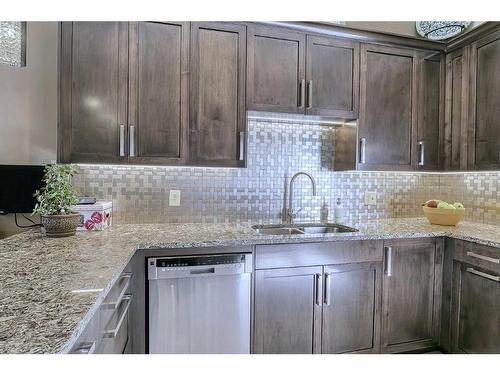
[189,22,247,167]
[321,262,381,354]
[305,36,359,118]
[254,266,322,354]
[128,22,189,165]
[59,22,128,163]
[469,29,500,170]
[444,47,470,171]
[358,44,417,170]
[416,53,445,171]
[381,238,442,353]
[246,26,306,114]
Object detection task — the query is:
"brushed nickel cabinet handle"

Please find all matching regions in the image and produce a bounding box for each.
[418,141,425,166]
[103,295,132,338]
[315,273,323,306]
[466,251,500,264]
[324,272,331,306]
[466,267,500,282]
[119,125,125,157]
[298,79,305,108]
[71,341,96,354]
[102,273,132,310]
[129,125,135,157]
[307,80,313,109]
[385,246,393,277]
[359,138,366,164]
[239,131,245,161]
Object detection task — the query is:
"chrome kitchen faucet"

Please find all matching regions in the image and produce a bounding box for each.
[283,171,317,225]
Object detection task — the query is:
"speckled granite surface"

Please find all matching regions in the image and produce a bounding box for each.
[0,217,499,354]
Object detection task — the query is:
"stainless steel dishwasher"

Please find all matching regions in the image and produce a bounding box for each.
[147,253,252,354]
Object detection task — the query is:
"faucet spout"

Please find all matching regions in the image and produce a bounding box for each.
[285,171,317,224]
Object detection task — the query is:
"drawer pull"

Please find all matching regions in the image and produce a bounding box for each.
[119,125,125,157]
[103,295,132,339]
[324,272,331,306]
[129,125,135,157]
[71,341,96,354]
[239,131,245,161]
[298,79,305,108]
[418,141,425,166]
[315,273,322,306]
[466,267,500,282]
[385,246,393,277]
[102,273,132,310]
[466,251,500,264]
[307,80,313,109]
[359,138,366,164]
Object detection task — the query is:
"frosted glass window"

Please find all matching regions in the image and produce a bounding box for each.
[0,21,26,67]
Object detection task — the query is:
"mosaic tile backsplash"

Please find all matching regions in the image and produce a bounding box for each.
[73,116,500,227]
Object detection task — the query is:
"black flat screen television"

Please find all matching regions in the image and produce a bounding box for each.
[0,165,45,214]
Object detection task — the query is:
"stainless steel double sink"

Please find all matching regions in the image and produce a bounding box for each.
[252,223,358,235]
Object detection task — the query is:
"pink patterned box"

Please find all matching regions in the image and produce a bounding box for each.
[72,201,112,231]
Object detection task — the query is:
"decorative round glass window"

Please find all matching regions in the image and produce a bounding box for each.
[416,21,470,40]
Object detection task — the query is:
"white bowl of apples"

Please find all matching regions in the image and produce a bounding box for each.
[422,200,465,226]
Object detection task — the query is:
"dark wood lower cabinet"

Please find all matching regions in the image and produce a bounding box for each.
[254,263,382,354]
[447,241,500,353]
[450,263,500,353]
[253,241,384,354]
[254,266,322,354]
[321,262,381,353]
[381,238,443,353]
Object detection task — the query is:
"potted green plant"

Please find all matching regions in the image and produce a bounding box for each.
[33,164,80,237]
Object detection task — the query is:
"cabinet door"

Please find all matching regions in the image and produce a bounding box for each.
[451,263,500,353]
[416,53,444,171]
[444,48,470,170]
[189,22,246,167]
[305,36,359,118]
[128,22,189,165]
[469,30,500,170]
[59,22,128,163]
[254,266,322,354]
[381,239,442,353]
[322,262,381,353]
[247,26,306,114]
[358,44,416,170]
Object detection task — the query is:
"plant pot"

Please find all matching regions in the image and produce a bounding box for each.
[41,213,81,238]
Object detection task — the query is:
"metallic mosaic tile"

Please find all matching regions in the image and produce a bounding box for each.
[73,116,500,227]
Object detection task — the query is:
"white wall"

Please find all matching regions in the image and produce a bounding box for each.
[0,22,58,238]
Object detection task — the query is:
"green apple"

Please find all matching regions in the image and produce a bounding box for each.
[438,202,455,209]
[453,202,464,209]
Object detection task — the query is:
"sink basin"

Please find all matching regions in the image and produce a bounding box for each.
[299,224,359,234]
[252,223,358,235]
[252,225,305,235]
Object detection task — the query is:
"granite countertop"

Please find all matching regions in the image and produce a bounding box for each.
[1,217,499,354]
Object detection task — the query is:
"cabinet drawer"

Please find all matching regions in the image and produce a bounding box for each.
[69,311,101,354]
[255,240,383,269]
[454,241,500,273]
[98,295,132,354]
[102,272,132,309]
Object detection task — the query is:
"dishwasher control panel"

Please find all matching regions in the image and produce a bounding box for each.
[148,253,252,280]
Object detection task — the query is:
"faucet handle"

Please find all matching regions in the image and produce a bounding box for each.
[290,207,303,218]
